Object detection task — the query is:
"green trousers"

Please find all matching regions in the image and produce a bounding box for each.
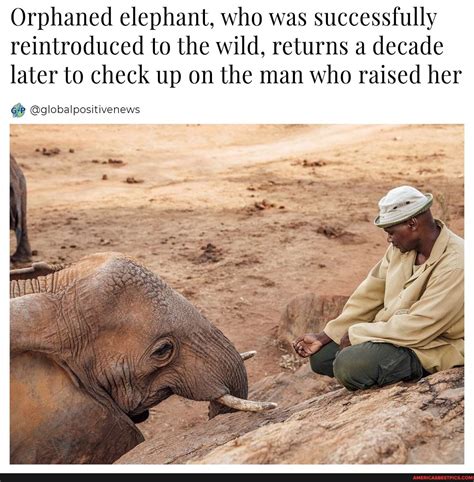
[310,341,426,391]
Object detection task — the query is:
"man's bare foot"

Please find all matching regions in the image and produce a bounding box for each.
[293,333,323,358]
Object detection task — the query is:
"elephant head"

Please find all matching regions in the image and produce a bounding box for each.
[10,253,275,463]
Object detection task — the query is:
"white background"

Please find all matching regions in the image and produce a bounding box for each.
[1,0,472,475]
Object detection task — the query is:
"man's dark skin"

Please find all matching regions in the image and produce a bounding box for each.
[293,209,441,358]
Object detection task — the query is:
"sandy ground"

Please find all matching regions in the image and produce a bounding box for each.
[10,124,464,440]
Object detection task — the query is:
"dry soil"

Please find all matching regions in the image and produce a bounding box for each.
[10,124,464,440]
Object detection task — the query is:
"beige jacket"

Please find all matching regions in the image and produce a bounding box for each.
[324,221,464,373]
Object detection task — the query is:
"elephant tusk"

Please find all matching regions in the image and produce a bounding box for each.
[216,394,277,412]
[10,262,61,281]
[240,350,256,361]
[10,266,36,276]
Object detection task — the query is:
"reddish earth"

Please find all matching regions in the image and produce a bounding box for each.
[10,124,464,442]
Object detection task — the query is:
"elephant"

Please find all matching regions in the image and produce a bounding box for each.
[10,252,276,464]
[10,155,32,263]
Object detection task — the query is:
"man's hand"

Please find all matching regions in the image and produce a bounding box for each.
[293,331,332,358]
[339,331,352,350]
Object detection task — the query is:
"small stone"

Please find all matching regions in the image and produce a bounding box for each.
[125,177,144,184]
[41,147,60,156]
[302,159,326,167]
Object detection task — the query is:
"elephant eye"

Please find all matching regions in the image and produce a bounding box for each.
[152,341,173,360]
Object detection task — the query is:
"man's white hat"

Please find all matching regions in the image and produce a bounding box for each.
[374,186,433,228]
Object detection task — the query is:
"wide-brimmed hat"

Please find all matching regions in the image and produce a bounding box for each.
[374,186,433,228]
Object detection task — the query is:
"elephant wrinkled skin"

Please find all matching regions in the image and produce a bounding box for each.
[10,253,250,464]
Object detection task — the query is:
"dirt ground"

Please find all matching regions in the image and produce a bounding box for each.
[10,124,464,442]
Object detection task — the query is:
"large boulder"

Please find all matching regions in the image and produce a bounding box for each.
[190,368,464,464]
[117,366,464,465]
[278,293,349,352]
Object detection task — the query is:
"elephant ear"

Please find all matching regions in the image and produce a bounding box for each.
[10,293,60,356]
[10,253,126,356]
[10,253,118,354]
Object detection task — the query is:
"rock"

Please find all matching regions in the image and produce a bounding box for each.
[125,177,144,184]
[317,225,347,239]
[116,366,463,465]
[302,159,326,167]
[277,293,349,352]
[194,368,464,465]
[41,147,60,156]
[195,243,223,264]
[254,199,274,210]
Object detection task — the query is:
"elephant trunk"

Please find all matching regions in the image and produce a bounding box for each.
[188,326,277,419]
[207,348,278,418]
[173,324,248,407]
